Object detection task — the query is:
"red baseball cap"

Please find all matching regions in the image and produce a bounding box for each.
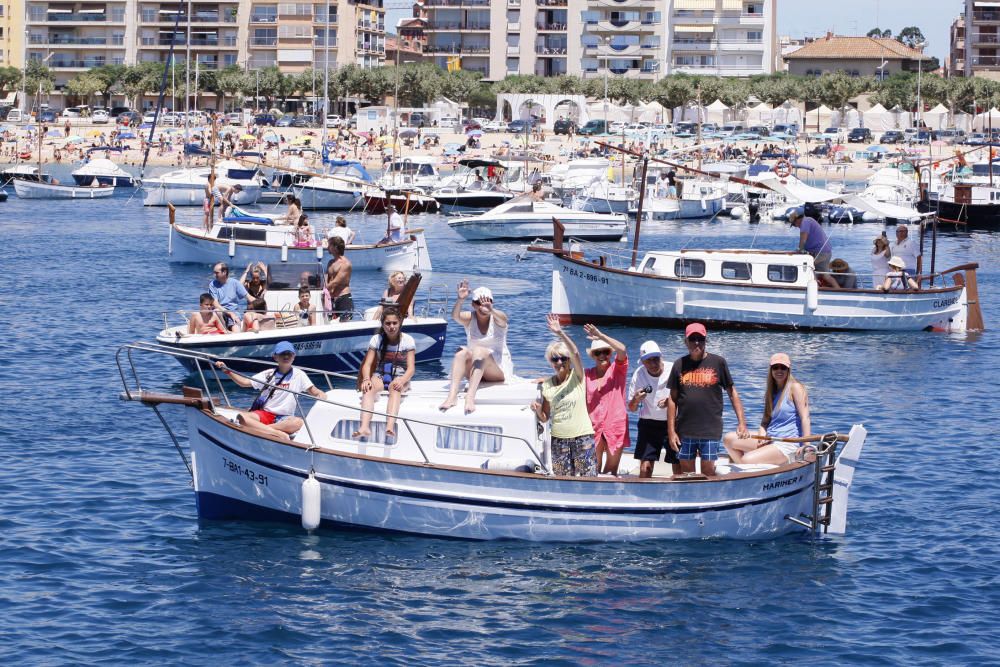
[685,322,707,339]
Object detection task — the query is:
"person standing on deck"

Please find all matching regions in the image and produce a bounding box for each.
[788,207,838,289]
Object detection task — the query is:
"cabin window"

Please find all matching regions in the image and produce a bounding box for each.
[230,228,267,242]
[642,257,657,274]
[436,424,503,454]
[767,264,798,283]
[721,261,751,281]
[674,258,705,278]
[332,420,390,443]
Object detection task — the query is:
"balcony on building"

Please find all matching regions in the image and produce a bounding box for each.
[251,7,278,23]
[535,36,567,55]
[313,11,337,24]
[424,0,490,7]
[33,8,117,24]
[28,31,124,47]
[536,0,567,6]
[425,41,489,54]
[536,8,567,30]
[971,55,1000,69]
[973,10,1000,24]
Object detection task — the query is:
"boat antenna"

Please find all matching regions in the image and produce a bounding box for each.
[140,0,184,179]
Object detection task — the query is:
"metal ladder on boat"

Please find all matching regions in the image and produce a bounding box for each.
[421,283,451,318]
[785,433,840,534]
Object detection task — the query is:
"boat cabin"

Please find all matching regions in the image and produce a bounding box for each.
[635,249,814,288]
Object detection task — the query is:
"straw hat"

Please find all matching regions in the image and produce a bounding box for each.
[888,256,905,269]
[588,339,613,357]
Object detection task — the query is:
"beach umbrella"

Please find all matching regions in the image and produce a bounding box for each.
[398,128,418,138]
[65,135,85,144]
[46,129,62,137]
[86,129,103,138]
[241,133,257,141]
[865,145,888,153]
[117,131,136,139]
[291,135,313,145]
[263,131,279,143]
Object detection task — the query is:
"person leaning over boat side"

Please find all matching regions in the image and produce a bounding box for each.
[871,233,892,288]
[439,282,513,414]
[241,261,268,302]
[665,323,749,478]
[890,223,921,278]
[215,341,326,442]
[879,256,920,292]
[355,306,416,442]
[209,262,248,333]
[787,207,838,289]
[326,215,356,244]
[242,298,277,332]
[531,314,597,477]
[202,178,241,232]
[324,236,353,322]
[629,341,677,478]
[723,353,812,466]
[830,258,857,289]
[188,292,227,335]
[583,324,629,476]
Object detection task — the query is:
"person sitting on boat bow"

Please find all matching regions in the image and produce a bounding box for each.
[293,214,315,248]
[355,306,415,442]
[378,205,406,245]
[530,314,597,477]
[879,256,920,291]
[723,353,812,466]
[209,262,248,333]
[188,292,227,335]
[788,207,839,289]
[829,258,857,289]
[203,179,241,232]
[372,271,414,320]
[282,194,302,226]
[215,341,326,442]
[439,282,513,414]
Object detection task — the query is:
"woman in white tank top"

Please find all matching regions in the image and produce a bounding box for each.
[439,281,513,414]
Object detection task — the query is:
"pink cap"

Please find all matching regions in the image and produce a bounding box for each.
[685,322,707,339]
[770,353,791,368]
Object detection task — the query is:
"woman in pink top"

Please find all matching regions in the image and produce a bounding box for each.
[583,324,629,475]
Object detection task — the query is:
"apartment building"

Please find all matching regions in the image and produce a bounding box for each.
[2,0,26,69]
[949,13,965,77]
[959,0,1000,79]
[421,0,775,81]
[15,0,383,106]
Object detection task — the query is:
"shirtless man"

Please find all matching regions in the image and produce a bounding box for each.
[325,236,354,321]
[203,176,242,231]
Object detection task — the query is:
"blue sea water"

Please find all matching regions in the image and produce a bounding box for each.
[2,172,1000,664]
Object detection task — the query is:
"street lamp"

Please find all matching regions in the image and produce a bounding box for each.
[255,70,259,113]
[602,36,610,130]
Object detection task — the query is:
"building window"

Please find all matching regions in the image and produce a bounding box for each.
[747,30,762,42]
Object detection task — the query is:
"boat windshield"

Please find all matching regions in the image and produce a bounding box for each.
[970,162,1000,177]
[268,263,324,290]
[330,165,370,181]
[389,161,435,176]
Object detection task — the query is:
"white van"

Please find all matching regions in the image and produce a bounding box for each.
[5,108,22,122]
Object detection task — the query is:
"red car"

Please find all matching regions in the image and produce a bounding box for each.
[463,121,482,133]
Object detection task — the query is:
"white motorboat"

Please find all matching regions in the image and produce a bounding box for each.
[294,161,375,210]
[448,198,628,241]
[13,178,115,199]
[120,343,868,541]
[153,265,446,373]
[629,179,727,220]
[167,210,432,272]
[0,164,49,186]
[143,161,264,207]
[573,180,636,215]
[532,222,984,332]
[378,155,441,192]
[430,158,529,214]
[71,158,138,188]
[547,157,612,198]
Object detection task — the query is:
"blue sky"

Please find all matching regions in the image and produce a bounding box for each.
[385,0,955,63]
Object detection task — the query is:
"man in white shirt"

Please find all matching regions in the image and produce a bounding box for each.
[627,341,678,477]
[889,224,920,277]
[379,205,405,244]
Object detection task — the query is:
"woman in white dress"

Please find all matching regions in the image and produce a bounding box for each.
[439,281,513,414]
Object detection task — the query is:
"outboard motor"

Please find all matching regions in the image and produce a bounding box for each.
[747,192,760,223]
[804,201,822,222]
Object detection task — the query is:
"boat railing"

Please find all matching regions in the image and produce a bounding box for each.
[117,342,550,475]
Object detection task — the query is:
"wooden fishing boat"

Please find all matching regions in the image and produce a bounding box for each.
[13,179,115,199]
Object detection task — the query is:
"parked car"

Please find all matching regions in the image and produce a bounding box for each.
[879,130,904,144]
[142,111,157,124]
[847,127,873,143]
[4,108,22,122]
[438,116,461,129]
[226,112,243,126]
[747,125,771,138]
[553,118,577,135]
[275,114,295,127]
[39,109,58,123]
[290,114,316,128]
[348,115,357,129]
[914,130,932,144]
[407,112,426,127]
[577,119,608,136]
[507,119,537,133]
[92,108,110,124]
[463,120,482,132]
[482,119,506,133]
[254,113,278,126]
[62,106,85,118]
[934,129,965,144]
[964,132,988,146]
[325,114,343,128]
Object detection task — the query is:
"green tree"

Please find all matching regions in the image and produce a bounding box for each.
[24,60,55,97]
[867,28,892,38]
[88,64,126,108]
[652,75,694,111]
[897,26,926,49]
[814,72,872,118]
[210,65,248,112]
[65,72,105,106]
[0,66,21,92]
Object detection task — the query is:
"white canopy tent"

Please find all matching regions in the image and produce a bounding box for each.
[863,103,893,131]
[636,101,668,124]
[673,104,705,123]
[954,111,972,133]
[771,101,803,127]
[923,103,950,130]
[745,102,773,126]
[585,100,632,124]
[705,99,731,125]
[972,107,1000,131]
[831,107,861,129]
[494,93,590,129]
[889,105,913,129]
[805,104,834,130]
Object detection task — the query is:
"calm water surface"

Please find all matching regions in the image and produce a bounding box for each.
[2,169,999,664]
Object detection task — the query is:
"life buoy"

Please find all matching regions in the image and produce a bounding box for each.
[774,159,792,178]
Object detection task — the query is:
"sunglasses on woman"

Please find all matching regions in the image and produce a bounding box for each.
[550,355,569,363]
[771,364,789,371]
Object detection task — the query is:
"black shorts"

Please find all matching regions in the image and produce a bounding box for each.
[633,418,679,464]
[332,293,354,321]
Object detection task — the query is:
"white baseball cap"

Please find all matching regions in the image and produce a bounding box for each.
[639,341,661,360]
[471,286,493,302]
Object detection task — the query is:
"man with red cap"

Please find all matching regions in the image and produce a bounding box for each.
[663,322,749,476]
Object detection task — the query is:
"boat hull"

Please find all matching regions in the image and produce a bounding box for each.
[434,192,516,214]
[13,180,115,199]
[168,223,431,271]
[143,182,261,207]
[186,410,825,541]
[72,174,136,188]
[294,183,363,210]
[364,192,440,215]
[449,217,627,241]
[550,254,970,332]
[158,318,447,374]
[928,198,1000,228]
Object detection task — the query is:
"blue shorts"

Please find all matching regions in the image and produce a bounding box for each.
[679,437,722,461]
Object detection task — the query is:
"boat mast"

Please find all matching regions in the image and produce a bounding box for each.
[184,0,191,168]
[321,0,330,175]
[631,156,649,268]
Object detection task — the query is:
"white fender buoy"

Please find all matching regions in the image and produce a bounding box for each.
[281,237,289,263]
[730,206,745,219]
[806,279,819,311]
[675,287,685,315]
[301,472,321,531]
[862,211,878,222]
[316,242,324,260]
[228,235,236,258]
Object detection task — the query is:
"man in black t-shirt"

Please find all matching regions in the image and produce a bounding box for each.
[664,323,749,476]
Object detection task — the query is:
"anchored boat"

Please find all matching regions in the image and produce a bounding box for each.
[13,179,115,199]
[119,343,867,541]
[448,198,628,241]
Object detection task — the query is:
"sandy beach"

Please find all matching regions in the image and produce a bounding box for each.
[0,120,961,183]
